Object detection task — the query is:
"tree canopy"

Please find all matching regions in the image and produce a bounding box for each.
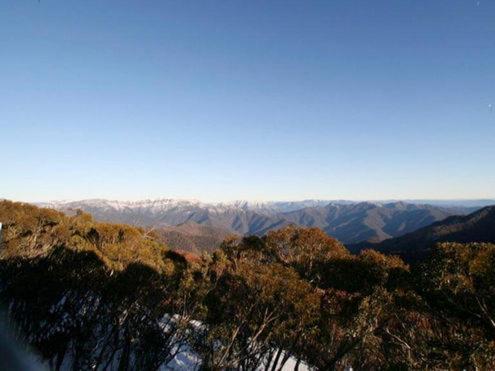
[1,201,494,369]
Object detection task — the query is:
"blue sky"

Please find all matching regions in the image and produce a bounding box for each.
[1,0,494,202]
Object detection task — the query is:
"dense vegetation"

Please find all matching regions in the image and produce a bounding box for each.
[1,201,494,370]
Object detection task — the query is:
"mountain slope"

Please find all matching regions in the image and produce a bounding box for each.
[281,201,457,244]
[40,199,473,245]
[153,221,238,254]
[348,206,495,261]
[39,199,291,236]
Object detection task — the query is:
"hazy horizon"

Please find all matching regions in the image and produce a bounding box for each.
[17,196,495,207]
[6,194,495,205]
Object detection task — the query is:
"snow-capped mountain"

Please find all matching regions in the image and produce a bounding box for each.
[40,198,335,215]
[37,198,481,244]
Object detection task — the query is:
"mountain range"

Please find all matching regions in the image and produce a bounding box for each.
[348,205,495,262]
[37,199,489,251]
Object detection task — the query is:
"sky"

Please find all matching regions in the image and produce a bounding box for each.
[1,0,494,202]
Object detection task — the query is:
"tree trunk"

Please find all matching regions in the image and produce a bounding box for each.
[294,358,301,371]
[270,348,283,371]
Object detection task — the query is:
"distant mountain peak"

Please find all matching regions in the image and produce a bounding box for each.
[35,198,482,248]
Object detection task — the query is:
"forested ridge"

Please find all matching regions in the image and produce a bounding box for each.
[1,200,494,370]
[43,199,469,245]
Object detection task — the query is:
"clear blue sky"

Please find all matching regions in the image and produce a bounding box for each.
[1,0,494,202]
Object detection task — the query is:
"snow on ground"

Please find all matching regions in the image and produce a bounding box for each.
[164,345,311,371]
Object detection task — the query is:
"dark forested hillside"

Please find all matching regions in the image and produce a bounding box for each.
[153,221,239,255]
[281,201,457,243]
[1,201,495,370]
[349,206,495,262]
